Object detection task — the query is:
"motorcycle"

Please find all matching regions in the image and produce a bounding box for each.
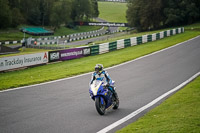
[89,78,119,115]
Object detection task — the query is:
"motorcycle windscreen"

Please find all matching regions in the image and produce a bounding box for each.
[91,80,102,96]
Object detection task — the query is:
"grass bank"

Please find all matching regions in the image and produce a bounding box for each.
[0,29,199,90]
[98,2,127,23]
[117,76,200,133]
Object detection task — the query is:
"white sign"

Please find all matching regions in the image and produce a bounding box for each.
[88,22,127,27]
[0,52,48,71]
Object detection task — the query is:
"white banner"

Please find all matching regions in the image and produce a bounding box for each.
[0,52,48,71]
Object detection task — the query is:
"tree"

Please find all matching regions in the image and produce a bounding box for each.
[126,0,141,30]
[92,0,99,18]
[0,0,100,29]
[126,0,164,31]
[0,0,12,29]
[164,0,200,26]
[11,8,25,27]
[39,0,58,26]
[71,0,95,21]
[27,7,41,26]
[50,0,72,30]
[126,0,200,31]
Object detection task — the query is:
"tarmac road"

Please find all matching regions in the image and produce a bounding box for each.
[0,36,200,133]
[59,18,122,46]
[65,32,127,46]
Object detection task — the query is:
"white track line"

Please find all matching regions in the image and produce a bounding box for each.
[97,71,200,133]
[0,36,199,93]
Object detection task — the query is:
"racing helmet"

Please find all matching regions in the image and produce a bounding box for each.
[95,64,103,74]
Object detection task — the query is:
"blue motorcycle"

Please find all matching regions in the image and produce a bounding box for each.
[89,78,119,115]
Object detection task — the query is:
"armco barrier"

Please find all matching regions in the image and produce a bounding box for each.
[152,34,156,41]
[170,30,173,35]
[173,29,176,35]
[178,28,181,33]
[147,35,152,42]
[130,37,137,46]
[0,28,184,72]
[95,27,184,57]
[0,27,105,45]
[90,45,99,55]
[176,29,178,34]
[160,31,164,39]
[124,39,131,47]
[99,43,109,54]
[164,31,167,37]
[167,30,170,36]
[156,33,160,40]
[142,35,148,43]
[109,41,117,51]
[137,37,142,44]
[117,39,124,49]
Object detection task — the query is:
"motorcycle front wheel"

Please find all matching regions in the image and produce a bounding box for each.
[95,97,106,115]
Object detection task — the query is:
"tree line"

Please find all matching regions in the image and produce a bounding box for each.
[0,0,99,30]
[126,0,200,31]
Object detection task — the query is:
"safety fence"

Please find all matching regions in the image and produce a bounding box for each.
[91,27,184,55]
[0,28,184,72]
[34,27,105,43]
[0,27,105,45]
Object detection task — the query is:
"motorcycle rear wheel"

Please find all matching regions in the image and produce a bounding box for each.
[95,97,106,115]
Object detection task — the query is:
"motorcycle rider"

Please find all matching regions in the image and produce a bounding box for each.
[90,64,118,100]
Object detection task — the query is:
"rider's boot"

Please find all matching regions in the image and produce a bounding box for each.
[110,86,119,101]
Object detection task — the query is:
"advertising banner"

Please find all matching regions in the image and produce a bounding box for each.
[49,51,60,62]
[82,47,91,56]
[60,47,90,61]
[0,52,48,71]
[74,22,129,27]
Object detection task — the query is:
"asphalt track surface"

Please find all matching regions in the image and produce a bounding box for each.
[0,36,200,133]
[62,18,122,46]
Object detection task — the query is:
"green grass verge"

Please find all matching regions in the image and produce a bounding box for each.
[0,29,199,90]
[98,2,127,23]
[116,76,200,133]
